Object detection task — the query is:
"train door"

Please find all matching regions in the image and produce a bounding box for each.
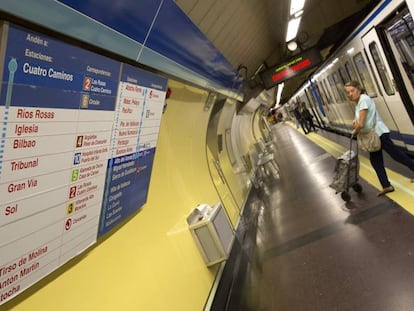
[361,3,414,139]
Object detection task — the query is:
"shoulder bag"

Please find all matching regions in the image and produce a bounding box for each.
[357,111,381,152]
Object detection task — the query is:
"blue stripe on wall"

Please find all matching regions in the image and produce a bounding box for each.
[0,0,243,99]
[57,0,243,94]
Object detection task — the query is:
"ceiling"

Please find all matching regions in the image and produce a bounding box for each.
[175,0,380,103]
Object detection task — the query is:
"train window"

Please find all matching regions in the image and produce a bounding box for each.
[305,88,318,113]
[345,61,358,82]
[322,79,333,103]
[339,66,351,84]
[327,75,340,102]
[406,35,414,50]
[317,81,328,105]
[387,9,414,89]
[332,71,347,101]
[353,52,377,97]
[368,42,395,95]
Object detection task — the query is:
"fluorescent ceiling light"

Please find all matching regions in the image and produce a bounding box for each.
[290,0,306,16]
[254,63,265,76]
[276,82,284,106]
[294,10,303,18]
[286,17,301,42]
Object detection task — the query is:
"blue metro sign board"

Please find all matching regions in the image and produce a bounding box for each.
[98,63,167,236]
[0,22,166,305]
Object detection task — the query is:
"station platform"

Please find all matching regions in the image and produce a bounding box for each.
[210,122,414,311]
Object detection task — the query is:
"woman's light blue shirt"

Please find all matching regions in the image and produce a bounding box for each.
[355,94,389,136]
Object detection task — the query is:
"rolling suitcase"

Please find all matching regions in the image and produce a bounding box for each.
[329,136,363,202]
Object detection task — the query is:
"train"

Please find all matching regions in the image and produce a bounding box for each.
[286,0,414,156]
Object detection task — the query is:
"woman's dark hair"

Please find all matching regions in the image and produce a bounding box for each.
[344,80,366,94]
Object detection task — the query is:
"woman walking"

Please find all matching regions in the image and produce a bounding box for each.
[344,81,414,196]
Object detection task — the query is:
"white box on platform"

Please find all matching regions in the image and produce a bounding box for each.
[187,203,234,266]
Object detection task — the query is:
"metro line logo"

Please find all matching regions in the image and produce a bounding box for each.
[65,218,72,230]
[73,152,81,165]
[67,202,74,215]
[83,77,92,91]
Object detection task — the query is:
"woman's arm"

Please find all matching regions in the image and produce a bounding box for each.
[352,109,368,134]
